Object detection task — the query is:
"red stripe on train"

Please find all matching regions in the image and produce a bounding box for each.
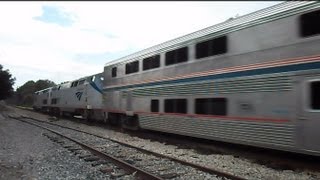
[104,109,289,123]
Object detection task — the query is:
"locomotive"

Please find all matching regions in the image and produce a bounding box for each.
[33,73,105,121]
[34,1,320,156]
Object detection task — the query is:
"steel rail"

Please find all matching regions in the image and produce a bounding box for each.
[19,114,246,180]
[13,117,163,180]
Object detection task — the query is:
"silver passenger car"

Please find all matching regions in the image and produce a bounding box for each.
[102,2,320,156]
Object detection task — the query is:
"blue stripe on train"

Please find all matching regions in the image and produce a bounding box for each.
[90,82,103,94]
[105,61,320,91]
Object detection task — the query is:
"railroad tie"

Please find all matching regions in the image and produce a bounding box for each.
[91,160,110,167]
[62,144,74,148]
[67,147,82,152]
[78,154,92,159]
[110,170,130,178]
[160,173,179,179]
[84,156,100,162]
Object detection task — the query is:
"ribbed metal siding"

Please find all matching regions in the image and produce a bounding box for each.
[132,74,292,97]
[139,114,295,147]
[105,2,319,66]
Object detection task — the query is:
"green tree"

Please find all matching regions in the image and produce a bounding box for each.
[0,64,15,100]
[16,79,56,106]
[34,80,56,92]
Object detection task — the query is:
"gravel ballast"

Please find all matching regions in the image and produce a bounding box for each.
[7,106,320,179]
[0,109,107,180]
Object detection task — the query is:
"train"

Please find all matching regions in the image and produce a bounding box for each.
[33,73,105,121]
[33,1,320,156]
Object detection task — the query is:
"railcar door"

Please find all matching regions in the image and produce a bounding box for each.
[299,76,320,153]
[126,91,132,111]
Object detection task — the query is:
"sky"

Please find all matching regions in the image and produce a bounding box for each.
[0,1,283,90]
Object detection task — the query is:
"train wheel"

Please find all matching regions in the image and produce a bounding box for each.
[55,108,61,118]
[83,110,93,122]
[108,113,120,125]
[59,110,63,118]
[103,112,109,124]
[120,115,140,131]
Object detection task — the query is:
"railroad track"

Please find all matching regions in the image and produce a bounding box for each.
[9,113,246,180]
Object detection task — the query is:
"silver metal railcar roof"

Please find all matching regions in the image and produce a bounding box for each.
[104,1,320,67]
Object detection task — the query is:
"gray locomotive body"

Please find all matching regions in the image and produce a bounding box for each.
[33,73,105,121]
[102,2,320,156]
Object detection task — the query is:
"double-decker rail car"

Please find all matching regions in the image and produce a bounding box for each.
[102,1,320,156]
[33,73,105,121]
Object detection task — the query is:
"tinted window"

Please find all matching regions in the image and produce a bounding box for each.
[71,81,79,87]
[143,55,160,70]
[91,76,96,82]
[125,61,139,74]
[195,98,227,115]
[78,79,85,85]
[300,10,320,37]
[151,99,159,112]
[112,67,117,77]
[165,47,188,66]
[164,99,187,114]
[51,98,58,105]
[196,36,227,59]
[311,81,320,109]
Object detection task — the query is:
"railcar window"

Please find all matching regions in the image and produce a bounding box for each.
[165,47,188,66]
[196,36,227,59]
[112,67,117,77]
[143,54,160,70]
[310,81,320,110]
[43,99,47,104]
[300,10,320,37]
[125,61,139,74]
[195,98,227,115]
[78,79,85,85]
[71,81,79,87]
[164,99,187,114]
[151,99,159,112]
[51,98,58,105]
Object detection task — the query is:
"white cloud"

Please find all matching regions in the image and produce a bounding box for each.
[0,1,282,89]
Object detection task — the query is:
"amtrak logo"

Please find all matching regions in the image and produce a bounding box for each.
[75,91,83,101]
